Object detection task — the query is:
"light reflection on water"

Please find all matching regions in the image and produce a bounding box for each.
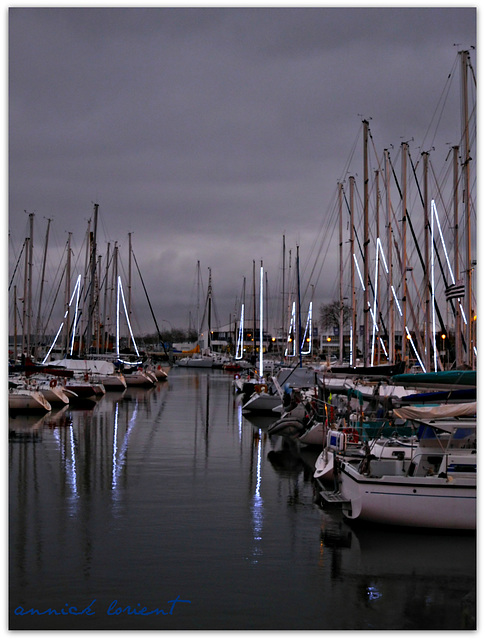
[250,429,264,563]
[9,368,476,631]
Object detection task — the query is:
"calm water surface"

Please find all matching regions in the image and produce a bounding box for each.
[9,368,476,630]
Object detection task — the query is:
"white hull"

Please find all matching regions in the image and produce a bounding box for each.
[149,366,169,381]
[91,373,127,391]
[9,389,51,412]
[338,455,476,530]
[38,385,71,405]
[298,421,325,446]
[178,356,214,368]
[123,371,156,387]
[242,391,281,414]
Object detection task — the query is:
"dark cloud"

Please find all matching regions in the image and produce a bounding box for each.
[8,6,476,336]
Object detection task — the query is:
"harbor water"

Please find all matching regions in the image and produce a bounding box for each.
[9,367,476,630]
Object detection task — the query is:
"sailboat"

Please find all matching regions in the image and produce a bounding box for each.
[178,266,218,368]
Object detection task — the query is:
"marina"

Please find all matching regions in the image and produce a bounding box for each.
[9,367,476,630]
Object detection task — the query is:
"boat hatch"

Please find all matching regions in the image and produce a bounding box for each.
[327,430,346,452]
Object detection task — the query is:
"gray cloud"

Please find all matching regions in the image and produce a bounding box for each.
[8,6,476,337]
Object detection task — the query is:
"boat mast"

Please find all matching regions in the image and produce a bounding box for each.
[349,176,357,366]
[259,260,264,378]
[102,242,111,352]
[296,246,302,368]
[128,232,132,349]
[196,260,201,339]
[62,232,72,355]
[422,151,431,371]
[452,145,463,367]
[86,203,99,355]
[22,236,28,357]
[385,150,395,364]
[207,267,212,352]
[34,217,51,361]
[338,183,344,361]
[253,260,257,359]
[401,142,408,364]
[79,218,91,354]
[374,169,381,364]
[96,253,102,354]
[13,285,18,362]
[363,120,370,366]
[460,50,473,367]
[282,234,286,357]
[27,212,34,357]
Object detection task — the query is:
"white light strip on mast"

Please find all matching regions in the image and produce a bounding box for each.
[405,325,426,372]
[235,303,244,360]
[371,242,380,366]
[259,264,263,380]
[431,200,468,326]
[285,302,296,357]
[301,301,312,355]
[431,200,438,372]
[431,200,455,284]
[349,324,353,366]
[42,322,65,363]
[117,276,140,358]
[377,238,389,273]
[391,286,403,317]
[379,337,388,358]
[42,274,81,363]
[353,254,365,291]
[69,275,82,356]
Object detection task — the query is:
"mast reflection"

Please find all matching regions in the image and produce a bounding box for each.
[250,429,264,563]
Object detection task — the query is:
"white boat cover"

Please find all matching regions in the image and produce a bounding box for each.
[47,358,115,375]
[393,402,476,421]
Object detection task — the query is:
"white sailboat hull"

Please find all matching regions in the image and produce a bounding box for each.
[242,391,281,414]
[9,389,51,413]
[339,459,476,530]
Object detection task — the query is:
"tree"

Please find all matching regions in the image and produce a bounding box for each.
[319,300,350,332]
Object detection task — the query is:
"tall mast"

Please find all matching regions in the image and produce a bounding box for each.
[296,245,302,368]
[375,169,381,364]
[253,260,256,358]
[22,236,29,356]
[196,260,201,336]
[460,50,473,367]
[207,267,212,351]
[259,260,264,378]
[338,183,344,361]
[401,143,408,363]
[281,234,286,354]
[363,120,370,366]
[63,232,72,355]
[385,150,395,363]
[34,217,51,360]
[265,270,268,336]
[86,203,99,355]
[422,151,430,371]
[102,242,111,352]
[13,285,18,362]
[79,218,91,354]
[349,176,356,365]
[27,212,34,356]
[452,145,462,367]
[96,254,102,354]
[128,232,132,349]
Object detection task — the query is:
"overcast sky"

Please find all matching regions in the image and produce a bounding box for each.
[7,4,477,340]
